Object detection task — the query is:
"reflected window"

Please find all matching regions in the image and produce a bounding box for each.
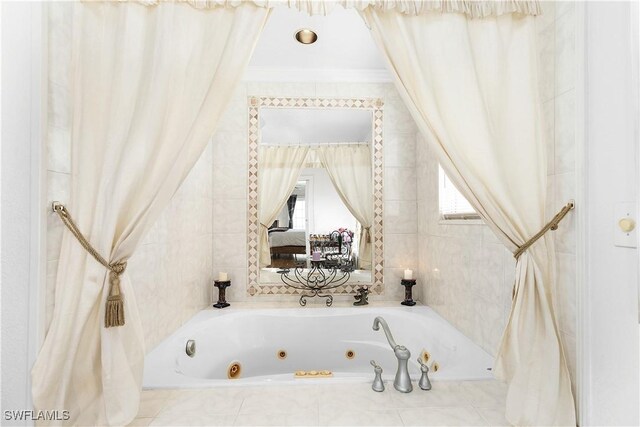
[292,199,306,229]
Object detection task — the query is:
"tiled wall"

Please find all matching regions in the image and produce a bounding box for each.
[415,135,516,355]
[538,1,578,398]
[44,3,214,351]
[45,2,73,331]
[416,0,578,395]
[211,82,419,303]
[127,144,214,351]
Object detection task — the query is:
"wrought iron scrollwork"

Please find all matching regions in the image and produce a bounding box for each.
[278,261,351,307]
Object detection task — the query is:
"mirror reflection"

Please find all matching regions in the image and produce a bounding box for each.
[258,108,374,284]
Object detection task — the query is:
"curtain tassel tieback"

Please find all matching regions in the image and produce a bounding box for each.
[52,201,127,328]
[106,262,127,327]
[511,200,575,298]
[513,200,575,260]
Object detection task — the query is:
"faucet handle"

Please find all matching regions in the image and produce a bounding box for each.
[417,357,429,372]
[370,360,384,392]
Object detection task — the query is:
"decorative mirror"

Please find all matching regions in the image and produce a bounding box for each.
[247,97,384,299]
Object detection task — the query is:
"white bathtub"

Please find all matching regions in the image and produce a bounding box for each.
[143,305,494,389]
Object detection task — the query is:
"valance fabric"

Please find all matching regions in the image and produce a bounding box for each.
[108,0,541,18]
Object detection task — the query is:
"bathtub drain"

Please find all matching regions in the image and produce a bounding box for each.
[227,362,242,379]
[277,350,287,360]
[345,350,355,359]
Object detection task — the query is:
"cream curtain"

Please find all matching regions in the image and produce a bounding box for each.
[362,9,575,426]
[258,145,310,267]
[32,2,270,425]
[317,144,374,270]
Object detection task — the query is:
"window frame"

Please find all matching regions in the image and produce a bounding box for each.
[438,165,482,223]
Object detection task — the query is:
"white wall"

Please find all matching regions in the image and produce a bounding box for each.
[300,168,357,235]
[581,2,639,424]
[1,0,45,417]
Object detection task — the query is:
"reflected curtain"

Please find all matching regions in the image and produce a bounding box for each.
[362,9,575,426]
[317,145,373,270]
[287,195,297,228]
[258,146,310,267]
[31,2,270,425]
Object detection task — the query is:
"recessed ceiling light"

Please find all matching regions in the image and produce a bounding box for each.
[295,29,317,45]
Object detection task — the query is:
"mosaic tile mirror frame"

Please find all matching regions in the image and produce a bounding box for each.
[246,96,384,297]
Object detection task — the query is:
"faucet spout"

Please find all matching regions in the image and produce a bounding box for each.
[372,316,398,350]
[372,316,412,393]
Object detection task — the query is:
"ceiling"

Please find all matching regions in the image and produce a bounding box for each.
[245,6,391,82]
[260,108,372,144]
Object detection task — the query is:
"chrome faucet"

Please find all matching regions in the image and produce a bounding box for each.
[370,360,385,392]
[372,316,412,393]
[417,357,432,390]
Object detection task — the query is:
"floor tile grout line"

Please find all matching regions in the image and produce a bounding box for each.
[232,396,245,426]
[470,405,493,427]
[397,409,408,426]
[396,408,406,426]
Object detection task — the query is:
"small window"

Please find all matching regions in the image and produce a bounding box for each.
[438,165,480,220]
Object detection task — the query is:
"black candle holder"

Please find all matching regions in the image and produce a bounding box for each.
[213,280,231,309]
[401,279,416,306]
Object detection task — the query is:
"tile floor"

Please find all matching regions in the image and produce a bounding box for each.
[129,380,510,426]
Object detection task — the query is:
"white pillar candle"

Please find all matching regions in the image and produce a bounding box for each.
[403,269,413,280]
[218,272,228,281]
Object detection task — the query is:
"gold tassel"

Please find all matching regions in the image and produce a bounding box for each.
[105,270,125,327]
[51,202,128,328]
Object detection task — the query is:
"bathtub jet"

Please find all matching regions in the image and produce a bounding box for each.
[372,316,412,393]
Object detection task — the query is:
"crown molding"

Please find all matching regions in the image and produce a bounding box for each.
[242,66,393,83]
